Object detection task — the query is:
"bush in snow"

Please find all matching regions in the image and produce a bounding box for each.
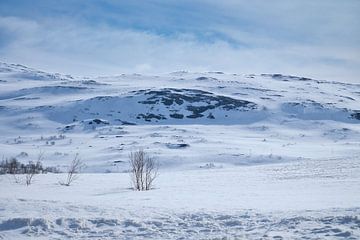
[25,151,45,186]
[0,152,53,175]
[129,149,158,191]
[60,153,84,186]
[25,161,42,186]
[0,152,48,185]
[0,157,20,174]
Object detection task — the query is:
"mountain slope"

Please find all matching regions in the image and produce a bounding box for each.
[1,62,359,129]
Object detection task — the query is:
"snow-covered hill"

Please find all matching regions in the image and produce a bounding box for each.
[1,62,359,128]
[0,62,359,239]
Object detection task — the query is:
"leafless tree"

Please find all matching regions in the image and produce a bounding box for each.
[25,162,36,186]
[9,157,19,174]
[129,149,158,191]
[25,151,44,186]
[61,153,83,186]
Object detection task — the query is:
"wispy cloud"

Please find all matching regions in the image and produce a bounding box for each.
[0,0,359,82]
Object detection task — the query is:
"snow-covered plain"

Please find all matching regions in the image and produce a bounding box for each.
[0,62,359,239]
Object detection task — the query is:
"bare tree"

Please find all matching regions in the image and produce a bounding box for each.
[25,162,36,186]
[9,157,19,174]
[61,153,83,186]
[25,151,44,186]
[129,149,158,191]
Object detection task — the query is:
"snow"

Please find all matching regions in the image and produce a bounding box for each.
[1,157,360,239]
[0,62,359,239]
[1,160,359,239]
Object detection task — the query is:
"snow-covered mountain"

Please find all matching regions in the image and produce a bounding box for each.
[1,62,359,129]
[1,62,360,239]
[1,61,360,166]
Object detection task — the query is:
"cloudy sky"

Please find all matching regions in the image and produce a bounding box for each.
[0,0,359,82]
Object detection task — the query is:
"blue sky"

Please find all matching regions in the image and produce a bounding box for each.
[0,0,359,82]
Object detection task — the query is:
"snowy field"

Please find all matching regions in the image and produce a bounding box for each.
[0,62,360,239]
[1,160,360,239]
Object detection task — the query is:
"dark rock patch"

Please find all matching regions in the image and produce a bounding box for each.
[170,113,184,119]
[186,113,204,119]
[207,113,215,119]
[137,113,167,122]
[166,143,190,149]
[89,119,109,125]
[351,111,360,120]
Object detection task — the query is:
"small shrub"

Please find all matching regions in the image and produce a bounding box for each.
[25,152,44,186]
[60,153,84,186]
[0,153,60,185]
[129,149,158,191]
[0,157,39,175]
